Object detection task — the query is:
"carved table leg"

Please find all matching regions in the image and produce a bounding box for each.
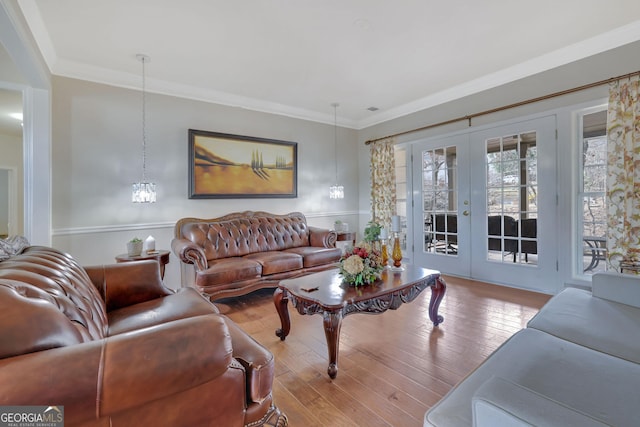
[429,276,446,326]
[322,310,343,379]
[274,288,291,340]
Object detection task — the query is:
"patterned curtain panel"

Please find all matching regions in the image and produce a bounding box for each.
[370,138,396,229]
[606,75,640,271]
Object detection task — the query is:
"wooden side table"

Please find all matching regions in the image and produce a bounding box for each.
[335,231,356,246]
[115,250,170,279]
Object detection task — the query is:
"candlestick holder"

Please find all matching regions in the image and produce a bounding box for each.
[381,238,389,268]
[391,232,404,271]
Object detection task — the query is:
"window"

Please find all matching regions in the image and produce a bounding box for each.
[578,109,607,275]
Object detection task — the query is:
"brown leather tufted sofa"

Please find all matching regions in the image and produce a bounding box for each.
[0,245,287,427]
[172,211,342,301]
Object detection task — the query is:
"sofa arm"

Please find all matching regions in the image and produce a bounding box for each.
[171,237,208,270]
[308,226,337,248]
[0,338,104,426]
[472,377,608,427]
[85,260,173,312]
[592,271,640,308]
[0,314,233,424]
[222,315,274,404]
[101,314,233,415]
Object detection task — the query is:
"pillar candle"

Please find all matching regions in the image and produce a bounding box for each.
[144,235,156,252]
[379,227,388,240]
[391,216,401,232]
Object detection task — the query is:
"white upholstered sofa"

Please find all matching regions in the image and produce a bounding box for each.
[424,271,640,426]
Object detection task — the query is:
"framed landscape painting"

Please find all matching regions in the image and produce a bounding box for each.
[188,129,298,199]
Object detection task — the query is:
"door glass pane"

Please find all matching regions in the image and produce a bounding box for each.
[423,146,458,256]
[578,109,607,274]
[485,132,538,265]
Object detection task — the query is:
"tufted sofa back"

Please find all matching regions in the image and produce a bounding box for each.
[178,211,312,262]
[0,246,107,359]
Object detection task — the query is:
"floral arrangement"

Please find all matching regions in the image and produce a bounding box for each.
[339,243,384,286]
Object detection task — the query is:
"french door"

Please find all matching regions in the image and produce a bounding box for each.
[412,116,558,293]
[412,134,471,276]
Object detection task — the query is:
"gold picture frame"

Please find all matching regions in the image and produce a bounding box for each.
[188,129,298,199]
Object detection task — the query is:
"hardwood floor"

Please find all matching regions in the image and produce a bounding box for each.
[219,275,551,427]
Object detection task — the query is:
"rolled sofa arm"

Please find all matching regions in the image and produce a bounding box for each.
[308,226,337,248]
[0,337,104,426]
[100,314,233,415]
[85,260,173,312]
[0,314,233,425]
[472,377,608,427]
[222,315,274,404]
[171,237,208,270]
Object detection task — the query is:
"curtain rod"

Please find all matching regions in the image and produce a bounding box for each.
[365,69,640,145]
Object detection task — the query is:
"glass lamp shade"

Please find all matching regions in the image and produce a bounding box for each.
[132,182,157,203]
[329,184,344,199]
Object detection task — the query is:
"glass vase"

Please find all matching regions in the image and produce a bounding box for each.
[392,233,402,268]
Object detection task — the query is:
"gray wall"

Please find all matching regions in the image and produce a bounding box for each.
[0,169,7,235]
[51,76,359,288]
[14,21,640,290]
[0,132,23,235]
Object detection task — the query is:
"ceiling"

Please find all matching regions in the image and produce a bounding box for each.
[7,1,640,129]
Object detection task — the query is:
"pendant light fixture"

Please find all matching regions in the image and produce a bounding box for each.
[132,54,157,203]
[329,102,344,199]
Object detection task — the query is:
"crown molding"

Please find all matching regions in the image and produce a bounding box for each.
[50,58,360,129]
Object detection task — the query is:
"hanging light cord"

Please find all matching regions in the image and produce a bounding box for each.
[333,102,339,183]
[141,55,147,182]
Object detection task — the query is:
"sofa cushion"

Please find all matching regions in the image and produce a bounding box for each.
[472,377,608,427]
[195,257,262,288]
[243,251,303,275]
[0,236,29,261]
[107,288,219,335]
[424,328,640,427]
[527,287,640,364]
[284,246,342,268]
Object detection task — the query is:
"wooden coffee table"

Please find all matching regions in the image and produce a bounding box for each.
[274,265,446,379]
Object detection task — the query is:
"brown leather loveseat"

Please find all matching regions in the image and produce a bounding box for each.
[0,245,286,427]
[172,211,342,301]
